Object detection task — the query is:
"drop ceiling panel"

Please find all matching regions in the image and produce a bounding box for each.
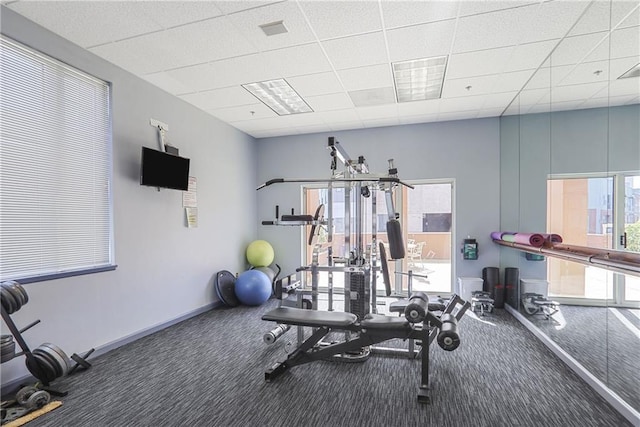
[356,104,399,120]
[398,113,439,125]
[205,54,278,89]
[482,91,519,109]
[259,43,333,77]
[443,75,496,98]
[550,82,609,103]
[316,109,361,124]
[551,32,609,66]
[7,1,163,48]
[558,60,610,86]
[609,26,640,59]
[349,87,396,107]
[505,40,560,72]
[568,0,639,36]
[386,19,456,62]
[140,2,224,30]
[306,92,353,112]
[298,1,382,40]
[518,1,590,44]
[396,100,441,116]
[362,117,400,128]
[162,62,226,94]
[210,103,275,122]
[447,47,514,79]
[322,32,388,70]
[438,110,478,121]
[458,1,537,17]
[180,86,258,111]
[493,69,537,93]
[338,64,393,91]
[286,72,344,97]
[225,1,316,51]
[452,6,534,53]
[213,1,284,15]
[142,72,195,96]
[381,0,459,29]
[601,78,640,97]
[439,95,487,113]
[329,121,365,131]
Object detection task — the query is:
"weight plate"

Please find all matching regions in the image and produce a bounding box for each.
[1,334,13,344]
[25,390,50,410]
[34,348,63,379]
[1,342,15,363]
[15,386,38,406]
[40,343,70,377]
[214,270,239,308]
[15,282,29,305]
[1,340,15,354]
[32,350,59,382]
[4,283,24,309]
[0,285,18,314]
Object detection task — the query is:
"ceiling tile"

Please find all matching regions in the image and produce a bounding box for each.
[386,19,456,63]
[362,117,400,128]
[610,25,640,59]
[329,121,365,131]
[306,92,353,112]
[548,99,583,112]
[557,60,610,86]
[381,0,459,29]
[180,86,258,111]
[437,110,478,121]
[446,47,514,79]
[286,72,344,97]
[439,95,486,113]
[483,91,518,109]
[442,75,496,98]
[617,4,640,28]
[322,32,388,70]
[505,39,559,73]
[610,56,640,80]
[338,64,393,91]
[598,78,640,98]
[396,99,441,116]
[140,2,224,29]
[550,32,609,66]
[518,1,590,44]
[142,72,196,96]
[477,107,505,118]
[398,113,439,125]
[356,104,399,120]
[493,69,537,93]
[7,1,163,48]
[213,1,284,15]
[517,88,548,106]
[316,109,361,124]
[458,1,538,17]
[295,124,332,135]
[225,1,316,51]
[298,1,382,40]
[210,103,276,122]
[452,6,533,53]
[260,43,333,77]
[580,94,639,110]
[568,0,639,36]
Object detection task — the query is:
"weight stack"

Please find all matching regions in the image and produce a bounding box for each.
[482,267,504,308]
[348,272,369,320]
[504,267,520,309]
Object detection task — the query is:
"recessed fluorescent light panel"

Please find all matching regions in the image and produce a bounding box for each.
[242,79,313,115]
[618,63,640,79]
[392,56,448,103]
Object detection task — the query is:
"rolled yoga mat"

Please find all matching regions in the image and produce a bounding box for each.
[542,233,563,243]
[501,233,545,247]
[490,231,514,241]
[504,267,520,309]
[483,266,504,308]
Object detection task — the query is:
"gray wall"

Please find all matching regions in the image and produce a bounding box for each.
[255,119,501,284]
[1,8,257,384]
[499,104,640,279]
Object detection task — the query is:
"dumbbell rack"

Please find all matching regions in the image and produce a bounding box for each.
[1,304,67,396]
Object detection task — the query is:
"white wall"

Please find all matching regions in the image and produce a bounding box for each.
[1,8,257,384]
[255,119,502,284]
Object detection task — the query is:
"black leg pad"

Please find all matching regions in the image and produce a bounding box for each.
[387,219,405,259]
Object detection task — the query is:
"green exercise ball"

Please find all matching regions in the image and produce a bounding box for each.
[246,240,275,267]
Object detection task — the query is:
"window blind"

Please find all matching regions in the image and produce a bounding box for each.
[0,35,114,283]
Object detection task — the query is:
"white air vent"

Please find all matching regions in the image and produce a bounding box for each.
[618,63,640,79]
[348,87,396,107]
[260,20,288,36]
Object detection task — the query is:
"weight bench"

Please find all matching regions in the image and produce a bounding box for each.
[521,293,560,319]
[262,287,469,404]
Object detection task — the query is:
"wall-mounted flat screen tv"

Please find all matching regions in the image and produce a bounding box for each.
[140,147,190,191]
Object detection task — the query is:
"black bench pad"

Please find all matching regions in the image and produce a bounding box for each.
[389,299,446,313]
[262,307,358,328]
[361,314,410,330]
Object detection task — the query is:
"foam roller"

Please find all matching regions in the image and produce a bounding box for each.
[404,291,429,323]
[263,324,290,345]
[386,219,405,259]
[437,313,460,351]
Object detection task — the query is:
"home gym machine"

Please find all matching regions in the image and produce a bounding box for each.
[258,137,470,403]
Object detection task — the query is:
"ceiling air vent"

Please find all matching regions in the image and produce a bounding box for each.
[260,20,288,37]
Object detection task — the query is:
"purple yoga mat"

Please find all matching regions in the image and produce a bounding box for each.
[513,233,545,247]
[491,231,514,240]
[542,233,563,243]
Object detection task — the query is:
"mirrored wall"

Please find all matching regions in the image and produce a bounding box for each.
[499,0,639,417]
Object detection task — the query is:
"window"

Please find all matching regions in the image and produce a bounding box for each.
[0,35,114,283]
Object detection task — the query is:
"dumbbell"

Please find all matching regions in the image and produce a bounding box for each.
[15,386,51,410]
[263,324,290,345]
[404,292,430,323]
[437,313,460,351]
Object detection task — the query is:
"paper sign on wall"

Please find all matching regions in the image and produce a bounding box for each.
[186,207,198,228]
[183,176,197,208]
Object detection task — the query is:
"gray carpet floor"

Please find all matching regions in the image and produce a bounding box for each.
[14,301,633,427]
[527,305,639,413]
